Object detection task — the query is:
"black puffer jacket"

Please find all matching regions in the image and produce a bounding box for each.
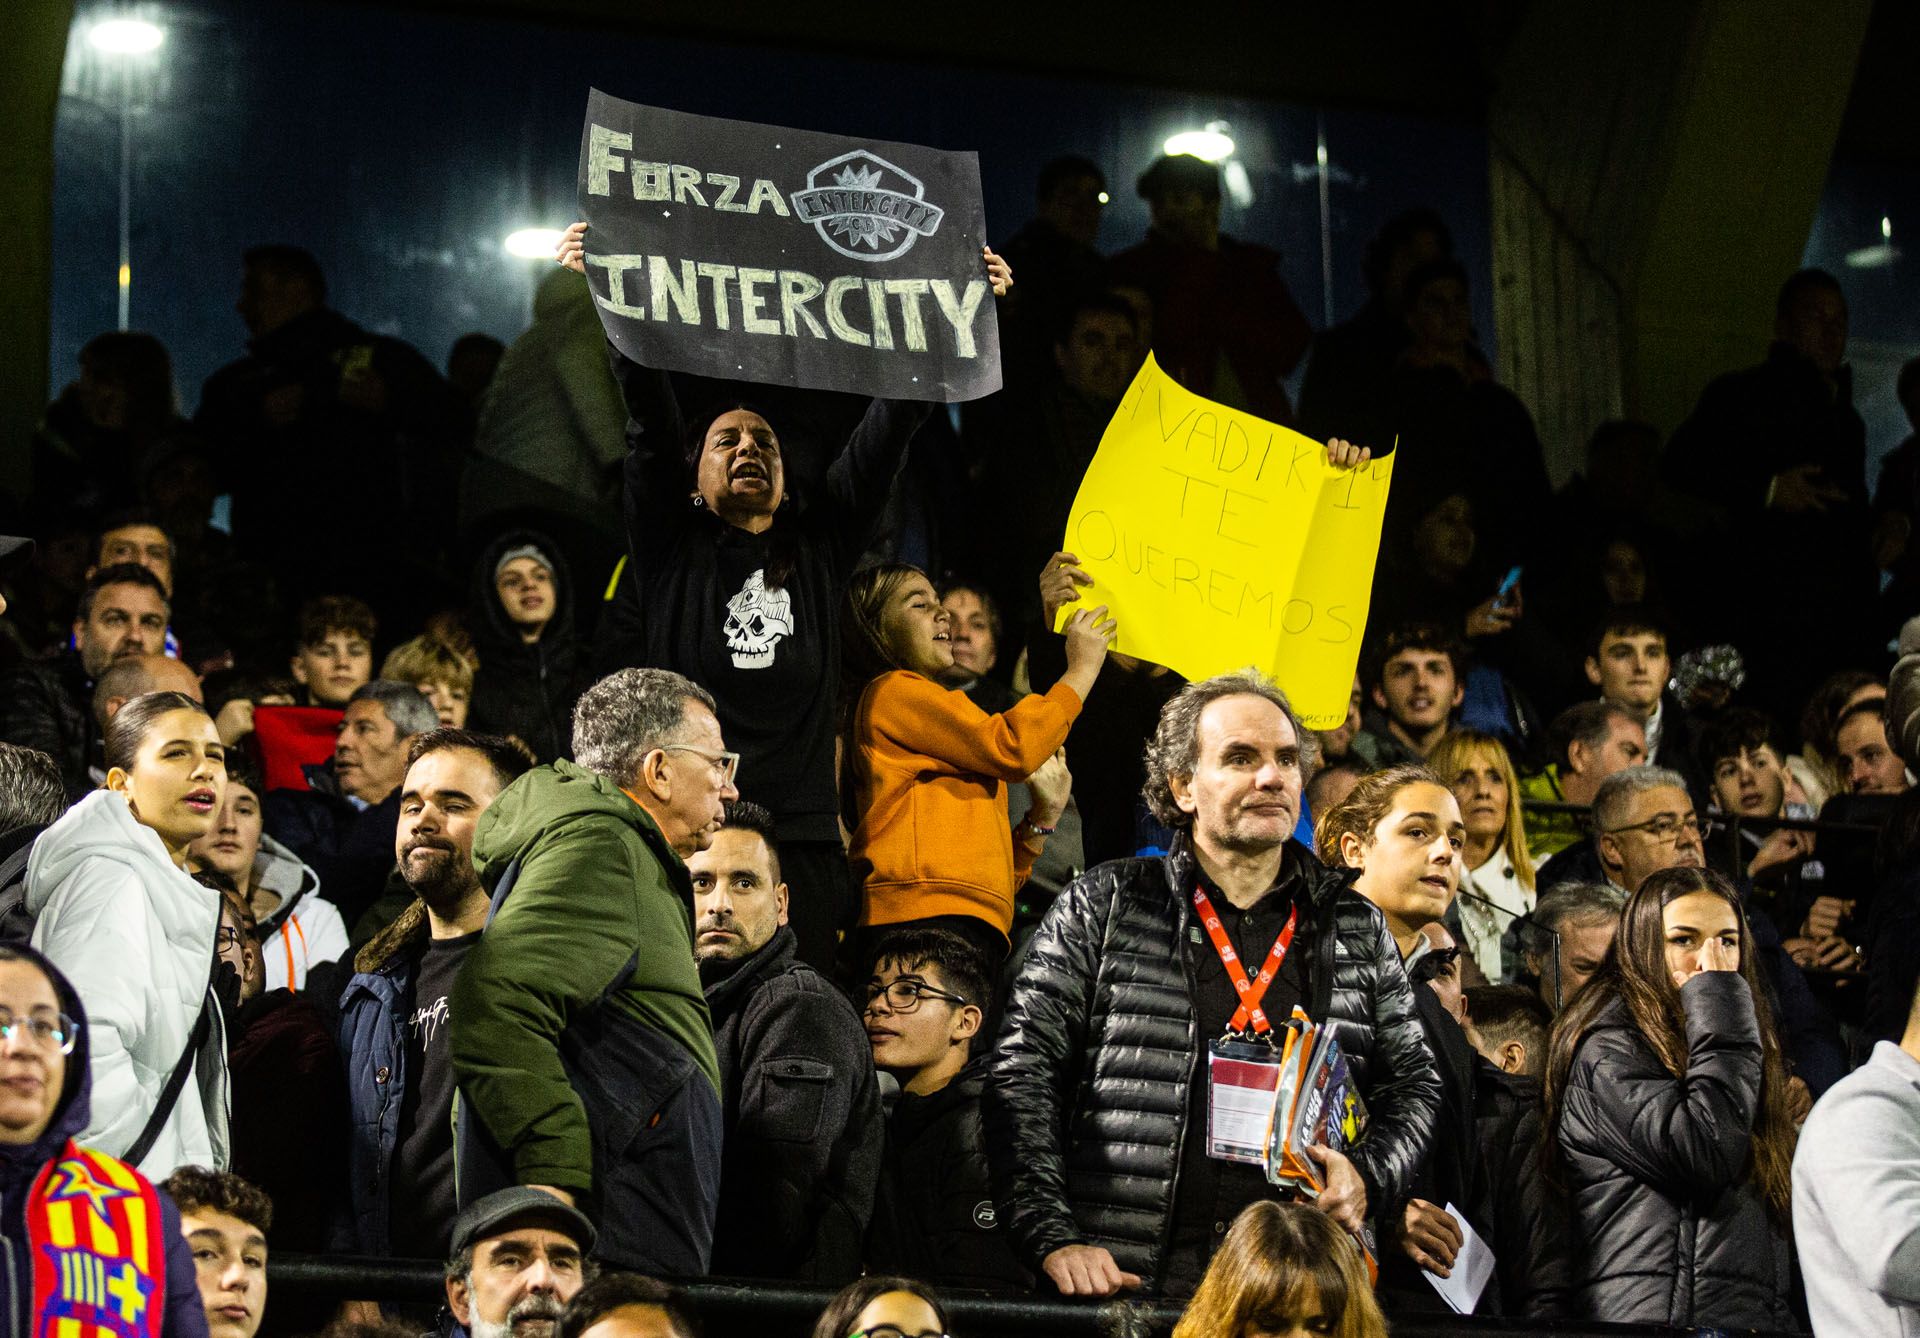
[868,1059,1031,1292]
[1556,973,1793,1328]
[983,835,1440,1287]
[467,527,592,762]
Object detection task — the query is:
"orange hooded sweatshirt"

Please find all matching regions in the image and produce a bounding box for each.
[849,670,1082,936]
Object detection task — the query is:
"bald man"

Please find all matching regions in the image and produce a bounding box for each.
[92,653,204,731]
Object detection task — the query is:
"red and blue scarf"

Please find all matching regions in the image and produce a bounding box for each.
[27,1142,168,1338]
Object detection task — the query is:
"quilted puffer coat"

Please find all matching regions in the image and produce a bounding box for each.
[983,834,1440,1286]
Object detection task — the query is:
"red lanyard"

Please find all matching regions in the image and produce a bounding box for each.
[1191,885,1298,1035]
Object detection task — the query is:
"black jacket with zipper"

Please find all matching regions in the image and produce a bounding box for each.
[1556,973,1793,1328]
[704,926,882,1284]
[868,1058,1031,1292]
[982,833,1440,1288]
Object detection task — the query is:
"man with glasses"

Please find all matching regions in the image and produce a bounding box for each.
[1592,765,1844,1099]
[687,800,880,1283]
[451,668,732,1275]
[864,926,1029,1291]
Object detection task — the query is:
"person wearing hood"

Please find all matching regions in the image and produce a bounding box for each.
[687,801,881,1283]
[190,759,348,995]
[26,690,230,1179]
[467,534,591,764]
[0,942,208,1336]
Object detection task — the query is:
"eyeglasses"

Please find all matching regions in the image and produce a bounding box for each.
[215,926,249,950]
[864,980,968,1014]
[0,1011,79,1055]
[1604,812,1704,843]
[850,1328,951,1338]
[659,744,740,786]
[1410,946,1461,984]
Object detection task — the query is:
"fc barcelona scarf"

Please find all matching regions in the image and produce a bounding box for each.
[27,1142,167,1338]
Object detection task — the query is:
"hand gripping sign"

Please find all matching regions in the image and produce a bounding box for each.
[1055,354,1393,728]
[577,88,1001,402]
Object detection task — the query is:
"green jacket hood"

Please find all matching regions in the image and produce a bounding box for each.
[473,759,672,883]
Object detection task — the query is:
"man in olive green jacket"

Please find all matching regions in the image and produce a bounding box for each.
[450,667,736,1273]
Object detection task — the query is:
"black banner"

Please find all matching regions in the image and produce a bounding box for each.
[577,89,1002,402]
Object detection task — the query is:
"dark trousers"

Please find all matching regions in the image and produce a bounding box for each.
[781,839,860,976]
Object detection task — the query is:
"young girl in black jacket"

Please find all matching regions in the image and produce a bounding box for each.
[1542,866,1798,1328]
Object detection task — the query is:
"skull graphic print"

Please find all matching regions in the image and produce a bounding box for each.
[723,568,794,669]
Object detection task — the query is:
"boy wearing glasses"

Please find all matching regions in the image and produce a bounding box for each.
[688,800,881,1284]
[863,926,1029,1291]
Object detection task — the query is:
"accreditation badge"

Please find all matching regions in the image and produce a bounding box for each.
[1206,1035,1284,1165]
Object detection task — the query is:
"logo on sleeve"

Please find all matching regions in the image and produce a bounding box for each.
[971,1200,998,1231]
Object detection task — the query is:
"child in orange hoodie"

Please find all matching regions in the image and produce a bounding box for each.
[844,564,1116,963]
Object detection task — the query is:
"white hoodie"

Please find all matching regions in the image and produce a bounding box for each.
[25,789,230,1178]
[251,833,350,991]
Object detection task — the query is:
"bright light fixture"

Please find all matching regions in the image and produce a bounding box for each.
[1164,125,1235,163]
[1847,215,1900,269]
[1097,191,1110,205]
[503,228,566,259]
[88,17,164,54]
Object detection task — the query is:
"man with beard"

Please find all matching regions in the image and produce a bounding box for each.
[442,1187,596,1338]
[688,800,881,1282]
[338,729,532,1262]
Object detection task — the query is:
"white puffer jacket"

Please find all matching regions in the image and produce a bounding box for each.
[26,789,230,1178]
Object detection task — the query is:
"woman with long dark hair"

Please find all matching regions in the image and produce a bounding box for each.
[1542,865,1798,1327]
[810,1275,948,1338]
[558,222,1012,971]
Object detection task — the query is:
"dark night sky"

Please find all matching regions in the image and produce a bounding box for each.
[52,0,1496,411]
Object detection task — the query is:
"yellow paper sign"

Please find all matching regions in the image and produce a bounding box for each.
[1055,354,1393,729]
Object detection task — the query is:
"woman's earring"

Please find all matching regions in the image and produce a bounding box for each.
[690,493,705,509]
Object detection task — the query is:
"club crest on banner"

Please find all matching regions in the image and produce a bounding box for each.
[790,151,945,262]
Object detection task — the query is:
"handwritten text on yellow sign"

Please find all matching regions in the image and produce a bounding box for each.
[1056,354,1393,729]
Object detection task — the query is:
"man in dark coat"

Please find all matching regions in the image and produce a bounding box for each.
[689,801,881,1283]
[337,730,530,1261]
[985,672,1439,1298]
[1107,154,1312,424]
[1662,268,1878,719]
[194,244,463,621]
[0,563,170,799]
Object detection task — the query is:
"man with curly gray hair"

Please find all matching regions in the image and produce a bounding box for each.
[985,668,1438,1298]
[450,666,733,1277]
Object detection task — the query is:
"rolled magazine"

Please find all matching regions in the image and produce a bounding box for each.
[1263,1006,1379,1280]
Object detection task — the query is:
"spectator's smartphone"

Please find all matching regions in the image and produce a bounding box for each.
[1493,565,1523,610]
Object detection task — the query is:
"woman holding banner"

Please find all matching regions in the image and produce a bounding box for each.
[558,223,1012,972]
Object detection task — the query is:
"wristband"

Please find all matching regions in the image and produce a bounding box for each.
[1018,817,1057,837]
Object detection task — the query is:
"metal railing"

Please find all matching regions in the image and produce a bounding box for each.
[268,1254,1808,1337]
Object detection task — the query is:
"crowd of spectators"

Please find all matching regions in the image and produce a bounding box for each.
[3,143,1920,1338]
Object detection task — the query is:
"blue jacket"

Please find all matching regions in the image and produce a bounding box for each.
[0,943,206,1336]
[336,902,430,1255]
